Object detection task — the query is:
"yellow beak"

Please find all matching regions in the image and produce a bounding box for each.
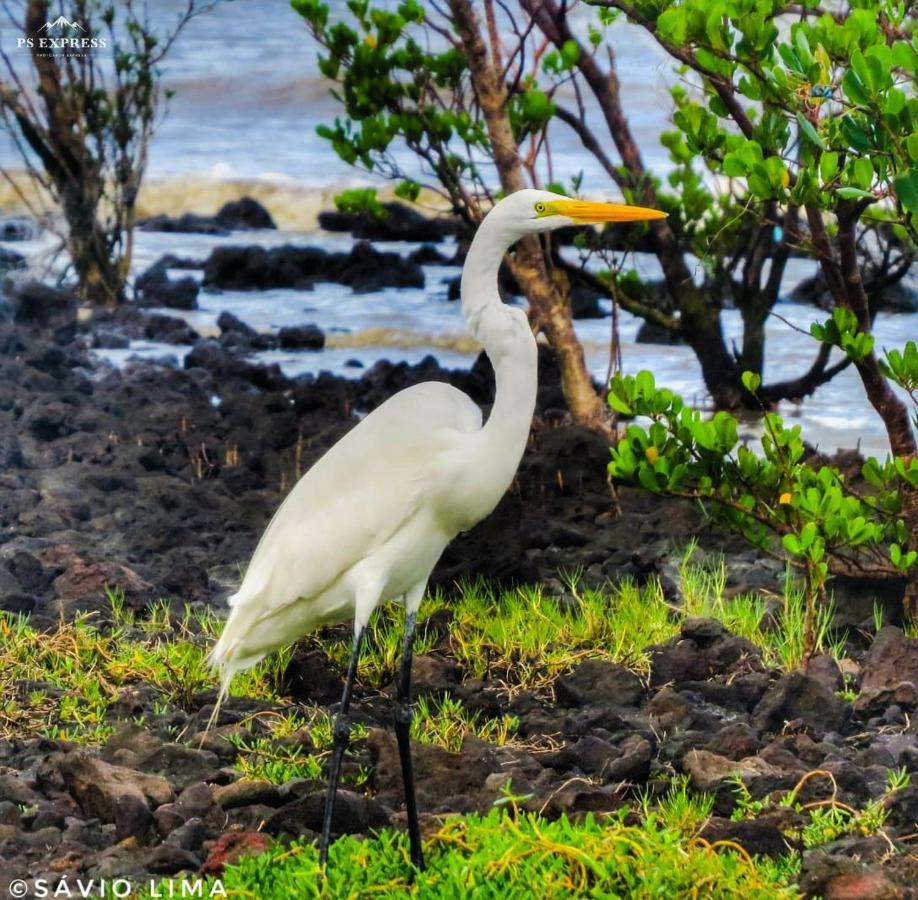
[551,199,666,223]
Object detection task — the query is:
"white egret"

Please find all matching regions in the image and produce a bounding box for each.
[209,189,665,869]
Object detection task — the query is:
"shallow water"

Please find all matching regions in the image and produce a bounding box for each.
[0,0,914,457]
[86,227,911,459]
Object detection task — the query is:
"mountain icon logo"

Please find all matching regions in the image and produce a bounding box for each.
[39,16,85,32]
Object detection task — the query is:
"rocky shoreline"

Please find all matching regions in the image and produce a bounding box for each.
[0,232,916,895]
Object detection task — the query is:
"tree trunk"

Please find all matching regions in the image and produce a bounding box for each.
[19,0,125,306]
[808,203,918,618]
[522,0,745,410]
[67,222,124,307]
[448,0,607,428]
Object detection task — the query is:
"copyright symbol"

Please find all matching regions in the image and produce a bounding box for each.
[8,881,27,898]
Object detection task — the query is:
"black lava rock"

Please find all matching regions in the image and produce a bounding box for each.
[135,266,200,310]
[752,673,851,736]
[144,314,200,345]
[277,324,325,350]
[215,197,276,231]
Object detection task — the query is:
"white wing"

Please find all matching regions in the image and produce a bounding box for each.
[209,381,481,682]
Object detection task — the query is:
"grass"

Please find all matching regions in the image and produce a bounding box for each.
[175,767,912,899]
[730,766,910,849]
[0,602,287,745]
[677,543,844,670]
[0,550,847,748]
[411,693,523,752]
[179,805,799,899]
[228,709,371,786]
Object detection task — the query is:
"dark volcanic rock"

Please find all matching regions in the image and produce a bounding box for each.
[202,245,325,291]
[699,817,792,858]
[792,271,918,313]
[8,281,77,331]
[135,266,200,310]
[753,673,851,735]
[280,647,345,705]
[805,654,843,694]
[138,212,230,235]
[144,314,200,345]
[51,560,154,619]
[216,311,273,350]
[369,728,501,814]
[603,735,653,783]
[146,843,201,875]
[555,660,645,709]
[856,627,918,715]
[204,245,275,290]
[203,241,423,293]
[264,790,388,838]
[636,320,683,345]
[215,197,276,231]
[682,749,781,793]
[408,243,452,265]
[650,618,762,687]
[213,780,282,810]
[277,324,325,350]
[705,722,761,760]
[569,285,604,319]
[333,241,425,293]
[318,201,454,242]
[184,339,289,391]
[54,750,173,832]
[139,198,275,235]
[135,744,222,791]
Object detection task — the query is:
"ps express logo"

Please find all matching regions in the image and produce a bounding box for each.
[17,15,108,54]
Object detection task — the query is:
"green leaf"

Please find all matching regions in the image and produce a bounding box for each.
[842,69,870,106]
[894,170,918,213]
[853,157,873,189]
[608,393,633,416]
[638,464,660,494]
[819,151,839,185]
[741,371,761,393]
[840,116,872,152]
[560,39,580,69]
[394,179,421,202]
[836,187,874,200]
[907,134,918,163]
[722,154,748,178]
[657,8,687,45]
[796,113,825,150]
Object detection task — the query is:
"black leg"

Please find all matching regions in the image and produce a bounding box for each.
[394,611,425,870]
[319,626,364,868]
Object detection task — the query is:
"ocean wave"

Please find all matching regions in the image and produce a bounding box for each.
[0,170,412,232]
[326,328,480,354]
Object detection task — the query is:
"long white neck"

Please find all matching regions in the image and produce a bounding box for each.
[461,213,538,494]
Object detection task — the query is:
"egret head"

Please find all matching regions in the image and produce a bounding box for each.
[491,188,666,238]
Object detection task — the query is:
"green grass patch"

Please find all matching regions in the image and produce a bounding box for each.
[187,806,798,899]
[678,543,844,670]
[0,549,847,748]
[0,603,286,745]
[730,766,910,848]
[411,693,523,752]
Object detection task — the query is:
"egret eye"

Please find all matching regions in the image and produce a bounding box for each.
[534,202,546,214]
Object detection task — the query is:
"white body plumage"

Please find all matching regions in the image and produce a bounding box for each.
[209,189,665,705]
